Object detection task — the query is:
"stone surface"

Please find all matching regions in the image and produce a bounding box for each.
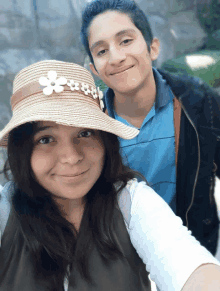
[168,11,207,57]
[0,102,11,130]
[37,0,82,50]
[0,49,51,111]
[50,46,86,66]
[0,147,8,187]
[0,48,51,76]
[70,0,88,18]
[212,29,220,41]
[136,0,193,17]
[0,0,33,17]
[148,15,175,67]
[0,103,11,186]
[0,0,37,49]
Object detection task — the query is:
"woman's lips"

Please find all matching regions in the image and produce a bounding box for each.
[56,170,89,183]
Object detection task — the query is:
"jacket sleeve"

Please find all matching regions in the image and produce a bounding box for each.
[215,143,220,178]
[212,93,220,178]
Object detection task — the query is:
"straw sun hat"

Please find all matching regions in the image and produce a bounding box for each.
[0,60,139,147]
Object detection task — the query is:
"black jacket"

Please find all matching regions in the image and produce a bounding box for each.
[104,69,220,256]
[158,70,220,256]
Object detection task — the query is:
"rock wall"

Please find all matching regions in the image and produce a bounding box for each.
[0,0,209,186]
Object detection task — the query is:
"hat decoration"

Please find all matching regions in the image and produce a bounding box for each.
[39,70,104,111]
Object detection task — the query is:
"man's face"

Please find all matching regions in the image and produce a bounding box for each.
[88,11,159,95]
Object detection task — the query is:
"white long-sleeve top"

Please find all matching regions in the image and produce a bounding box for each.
[1,180,220,291]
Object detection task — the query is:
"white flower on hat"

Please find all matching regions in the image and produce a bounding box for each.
[96,87,104,110]
[100,99,105,111]
[81,82,91,95]
[39,71,67,96]
[67,80,80,91]
[97,87,104,100]
[91,87,98,99]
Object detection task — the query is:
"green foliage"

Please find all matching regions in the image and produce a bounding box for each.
[197,0,220,34]
[161,50,220,87]
[95,79,108,92]
[204,34,220,50]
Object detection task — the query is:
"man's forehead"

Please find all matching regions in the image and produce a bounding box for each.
[89,11,138,40]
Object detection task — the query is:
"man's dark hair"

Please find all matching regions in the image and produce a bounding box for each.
[3,121,146,289]
[80,0,153,65]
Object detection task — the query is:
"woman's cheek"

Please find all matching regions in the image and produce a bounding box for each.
[31,151,54,176]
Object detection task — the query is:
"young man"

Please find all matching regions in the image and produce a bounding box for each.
[80,0,220,256]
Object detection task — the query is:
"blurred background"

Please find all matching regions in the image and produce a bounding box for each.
[0,0,220,185]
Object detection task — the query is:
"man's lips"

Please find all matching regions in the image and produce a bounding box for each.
[110,65,134,75]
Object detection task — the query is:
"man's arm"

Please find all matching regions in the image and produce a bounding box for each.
[182,264,220,290]
[212,91,220,178]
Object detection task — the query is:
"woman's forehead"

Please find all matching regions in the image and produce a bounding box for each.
[35,121,98,134]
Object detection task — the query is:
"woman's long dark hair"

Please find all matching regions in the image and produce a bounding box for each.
[3,122,147,290]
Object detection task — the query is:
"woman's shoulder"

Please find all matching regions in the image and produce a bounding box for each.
[117,179,154,226]
[118,178,155,202]
[0,181,15,240]
[0,181,16,201]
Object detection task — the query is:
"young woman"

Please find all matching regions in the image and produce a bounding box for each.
[0,60,220,291]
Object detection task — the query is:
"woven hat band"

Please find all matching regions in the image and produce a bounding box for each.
[11,82,102,111]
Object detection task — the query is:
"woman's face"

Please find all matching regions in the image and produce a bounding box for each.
[31,121,105,205]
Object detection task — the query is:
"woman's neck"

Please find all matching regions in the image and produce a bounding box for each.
[55,197,85,230]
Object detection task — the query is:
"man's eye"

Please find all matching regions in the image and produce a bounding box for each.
[97,49,106,56]
[78,130,95,138]
[121,39,133,45]
[38,136,54,144]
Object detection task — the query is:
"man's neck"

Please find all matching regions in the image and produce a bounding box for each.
[113,74,156,128]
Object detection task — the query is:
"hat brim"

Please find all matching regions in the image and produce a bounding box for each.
[0,94,139,147]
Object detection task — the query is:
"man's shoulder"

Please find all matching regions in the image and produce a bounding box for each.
[158,69,207,93]
[158,69,220,106]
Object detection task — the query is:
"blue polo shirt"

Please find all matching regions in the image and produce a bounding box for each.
[104,68,176,213]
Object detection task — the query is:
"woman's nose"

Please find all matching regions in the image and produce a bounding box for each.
[58,141,83,165]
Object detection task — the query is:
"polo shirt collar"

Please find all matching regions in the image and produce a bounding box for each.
[153,67,174,109]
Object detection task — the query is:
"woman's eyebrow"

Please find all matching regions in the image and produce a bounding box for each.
[35,126,53,134]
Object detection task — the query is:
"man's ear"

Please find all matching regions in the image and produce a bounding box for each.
[89,63,99,76]
[150,38,160,61]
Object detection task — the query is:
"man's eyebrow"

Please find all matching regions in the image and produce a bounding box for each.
[115,29,136,38]
[90,40,105,53]
[90,29,136,53]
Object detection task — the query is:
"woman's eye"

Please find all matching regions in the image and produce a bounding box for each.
[79,130,94,138]
[38,136,54,144]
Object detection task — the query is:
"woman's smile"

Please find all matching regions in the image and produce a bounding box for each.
[55,169,89,184]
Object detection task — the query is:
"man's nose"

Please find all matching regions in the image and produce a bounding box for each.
[108,47,126,65]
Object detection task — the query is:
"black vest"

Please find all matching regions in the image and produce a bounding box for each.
[0,207,151,291]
